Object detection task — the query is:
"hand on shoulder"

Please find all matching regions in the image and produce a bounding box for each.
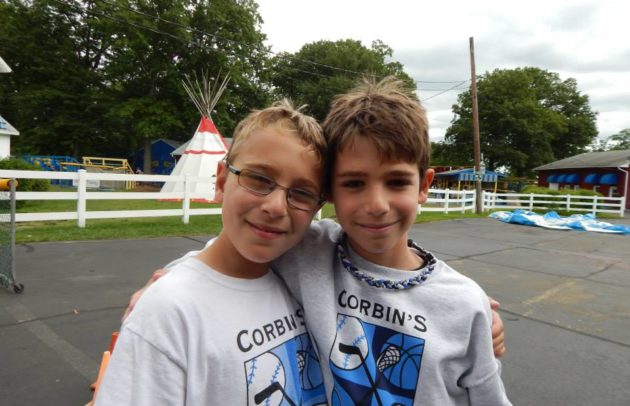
[121,268,169,322]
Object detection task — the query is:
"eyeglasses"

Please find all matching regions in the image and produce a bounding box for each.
[226,164,323,211]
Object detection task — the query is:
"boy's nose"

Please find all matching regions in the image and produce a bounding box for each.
[261,188,289,217]
[365,188,388,215]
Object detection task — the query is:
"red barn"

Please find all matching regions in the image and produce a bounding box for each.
[534,149,630,209]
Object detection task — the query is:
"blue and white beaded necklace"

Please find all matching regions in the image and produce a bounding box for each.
[336,234,437,290]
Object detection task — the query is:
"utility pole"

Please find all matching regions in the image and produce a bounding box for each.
[469,37,483,214]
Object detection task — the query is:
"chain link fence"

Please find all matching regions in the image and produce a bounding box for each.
[0,179,23,293]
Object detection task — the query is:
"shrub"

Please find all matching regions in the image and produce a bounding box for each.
[519,185,604,213]
[521,185,602,197]
[0,158,50,192]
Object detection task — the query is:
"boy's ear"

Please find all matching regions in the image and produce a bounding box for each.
[418,168,435,204]
[214,161,228,203]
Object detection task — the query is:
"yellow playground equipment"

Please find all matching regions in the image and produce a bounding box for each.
[61,157,136,190]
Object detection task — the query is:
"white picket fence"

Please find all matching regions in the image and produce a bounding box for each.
[0,169,220,227]
[0,169,625,228]
[483,191,625,217]
[419,189,477,213]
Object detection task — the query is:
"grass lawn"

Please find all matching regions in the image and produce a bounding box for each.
[18,186,615,243]
[14,199,490,243]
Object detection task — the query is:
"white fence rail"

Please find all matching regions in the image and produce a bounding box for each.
[0,169,624,228]
[0,169,220,227]
[420,189,476,213]
[483,191,625,217]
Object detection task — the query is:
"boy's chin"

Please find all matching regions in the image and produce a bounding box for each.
[241,246,289,265]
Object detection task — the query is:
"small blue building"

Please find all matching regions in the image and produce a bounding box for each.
[129,139,181,175]
[434,167,505,191]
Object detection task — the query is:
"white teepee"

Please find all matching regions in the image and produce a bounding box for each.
[160,72,230,202]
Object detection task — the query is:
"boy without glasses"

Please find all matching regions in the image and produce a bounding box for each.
[95,100,328,405]
[273,77,511,404]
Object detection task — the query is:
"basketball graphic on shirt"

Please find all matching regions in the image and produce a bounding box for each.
[330,314,369,369]
[245,352,285,406]
[378,333,425,390]
[328,313,425,405]
[295,333,324,390]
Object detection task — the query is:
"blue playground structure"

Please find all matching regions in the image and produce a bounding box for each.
[22,155,137,190]
[22,155,81,171]
[22,155,82,186]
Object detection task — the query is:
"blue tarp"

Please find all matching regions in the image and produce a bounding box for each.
[489,210,630,234]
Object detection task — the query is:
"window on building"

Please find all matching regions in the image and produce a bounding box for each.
[609,186,618,197]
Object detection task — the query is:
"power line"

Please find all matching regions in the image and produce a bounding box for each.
[421,81,469,101]
[93,0,373,78]
[48,0,470,96]
[418,86,469,92]
[91,0,468,86]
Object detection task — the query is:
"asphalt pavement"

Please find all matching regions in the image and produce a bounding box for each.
[1,216,629,405]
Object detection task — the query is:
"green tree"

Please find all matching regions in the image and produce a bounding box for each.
[270,39,415,121]
[602,128,630,151]
[442,67,597,177]
[104,0,270,171]
[430,141,453,166]
[0,0,270,168]
[0,0,113,157]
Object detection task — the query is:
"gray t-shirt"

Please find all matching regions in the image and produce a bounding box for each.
[274,219,511,405]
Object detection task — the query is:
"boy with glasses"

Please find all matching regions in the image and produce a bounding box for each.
[95,100,328,405]
[225,163,323,211]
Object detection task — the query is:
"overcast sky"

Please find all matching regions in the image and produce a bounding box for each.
[257,0,629,142]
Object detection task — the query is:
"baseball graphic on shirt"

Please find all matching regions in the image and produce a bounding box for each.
[330,314,369,370]
[245,352,285,406]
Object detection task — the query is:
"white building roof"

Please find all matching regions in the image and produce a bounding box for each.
[0,115,20,136]
[0,56,12,73]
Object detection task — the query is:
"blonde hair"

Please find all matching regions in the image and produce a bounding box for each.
[322,76,430,191]
[226,99,326,168]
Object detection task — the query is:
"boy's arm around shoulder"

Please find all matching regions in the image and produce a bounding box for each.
[452,271,511,405]
[273,219,341,271]
[271,219,342,293]
[121,244,205,322]
[464,307,512,405]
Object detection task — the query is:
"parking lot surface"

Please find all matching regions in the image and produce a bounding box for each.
[1,217,629,405]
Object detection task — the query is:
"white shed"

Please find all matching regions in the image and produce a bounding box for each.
[1,56,18,158]
[0,115,19,159]
[0,55,11,73]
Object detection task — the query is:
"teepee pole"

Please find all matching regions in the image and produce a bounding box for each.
[182,70,230,118]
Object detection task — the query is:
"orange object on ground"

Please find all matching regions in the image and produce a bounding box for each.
[108,331,119,353]
[91,351,111,399]
[89,331,119,399]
